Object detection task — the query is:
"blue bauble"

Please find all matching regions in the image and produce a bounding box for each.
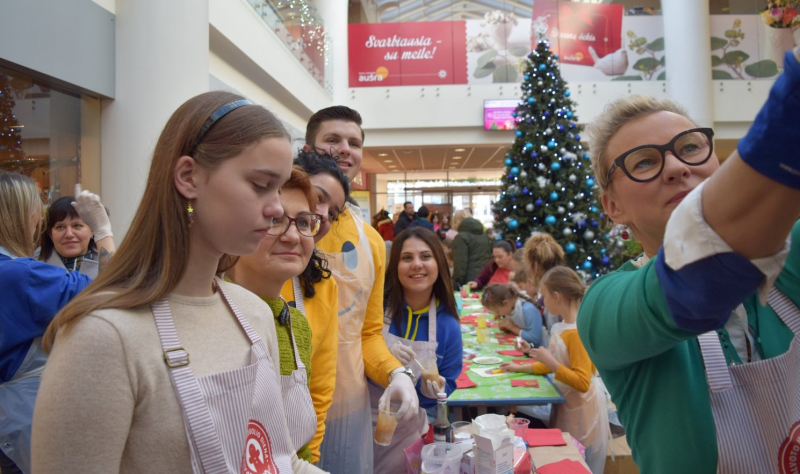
[566,111,573,118]
[586,178,595,188]
[539,63,547,71]
[547,140,556,149]
[549,191,559,201]
[527,97,535,104]
[511,167,520,175]
[590,206,598,213]
[601,256,611,267]
[545,215,557,225]
[583,153,591,160]
[565,242,576,254]
[524,74,530,81]
[544,110,551,118]
[564,90,571,97]
[591,220,599,228]
[569,123,576,129]
[525,142,533,149]
[600,248,607,254]
[522,187,529,194]
[551,162,561,171]
[578,220,586,229]
[515,130,523,137]
[508,219,519,229]
[535,198,543,206]
[574,134,581,141]
[554,54,559,59]
[516,241,523,248]
[512,112,517,118]
[504,158,513,166]
[557,125,565,132]
[582,260,593,270]
[531,152,538,158]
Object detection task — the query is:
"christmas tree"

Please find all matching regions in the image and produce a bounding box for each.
[0,72,25,165]
[492,40,616,278]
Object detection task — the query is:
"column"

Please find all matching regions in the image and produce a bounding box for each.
[101,0,209,238]
[662,0,714,127]
[316,0,349,105]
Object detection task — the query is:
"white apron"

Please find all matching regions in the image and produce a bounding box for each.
[318,204,376,474]
[152,282,299,474]
[548,322,609,472]
[368,298,437,474]
[278,291,317,452]
[45,251,98,279]
[698,286,800,474]
[0,338,47,474]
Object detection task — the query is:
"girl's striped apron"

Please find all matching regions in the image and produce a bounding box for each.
[151,282,297,474]
[698,287,800,473]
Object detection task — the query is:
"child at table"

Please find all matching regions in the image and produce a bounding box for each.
[500,267,609,474]
[481,283,543,347]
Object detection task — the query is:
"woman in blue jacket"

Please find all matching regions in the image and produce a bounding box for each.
[368,227,463,474]
[0,173,113,474]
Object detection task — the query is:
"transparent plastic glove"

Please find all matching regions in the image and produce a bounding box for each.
[389,343,416,366]
[515,338,532,353]
[421,376,445,400]
[72,184,112,241]
[379,372,420,422]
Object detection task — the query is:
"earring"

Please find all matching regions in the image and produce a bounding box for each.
[187,201,194,226]
[621,226,630,241]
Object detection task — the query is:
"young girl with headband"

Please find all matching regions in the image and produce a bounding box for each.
[481,283,544,347]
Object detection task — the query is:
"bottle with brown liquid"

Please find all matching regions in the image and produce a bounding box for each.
[433,392,452,443]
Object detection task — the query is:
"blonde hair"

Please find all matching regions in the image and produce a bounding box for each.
[452,209,471,232]
[512,265,529,284]
[523,233,565,279]
[540,266,585,303]
[43,91,290,351]
[0,172,43,257]
[586,95,696,193]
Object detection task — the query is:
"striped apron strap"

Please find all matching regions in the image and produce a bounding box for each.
[768,286,800,336]
[283,297,306,371]
[151,299,229,474]
[697,331,733,392]
[216,282,261,345]
[292,276,306,316]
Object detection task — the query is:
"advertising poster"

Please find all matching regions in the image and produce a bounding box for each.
[484,99,520,130]
[348,22,468,87]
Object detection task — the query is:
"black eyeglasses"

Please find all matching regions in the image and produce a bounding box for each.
[606,128,715,184]
[267,214,323,237]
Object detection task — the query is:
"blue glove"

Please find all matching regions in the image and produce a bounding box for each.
[738,47,800,190]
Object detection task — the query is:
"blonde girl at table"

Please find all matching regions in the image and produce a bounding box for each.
[369,227,463,474]
[501,266,609,474]
[578,46,800,473]
[33,92,324,474]
[481,283,544,348]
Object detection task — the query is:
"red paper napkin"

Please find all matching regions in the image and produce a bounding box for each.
[461,315,477,324]
[526,429,568,447]
[456,374,477,389]
[498,349,525,356]
[513,359,536,364]
[511,379,539,388]
[535,459,591,474]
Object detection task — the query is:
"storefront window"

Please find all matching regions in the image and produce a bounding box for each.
[0,66,99,206]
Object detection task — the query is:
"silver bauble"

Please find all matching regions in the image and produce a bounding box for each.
[538,80,543,86]
[616,239,625,248]
[568,174,577,182]
[563,228,573,237]
[540,145,548,152]
[544,128,552,135]
[567,201,575,209]
[520,171,528,178]
[526,203,534,212]
[583,230,595,240]
[557,206,566,214]
[538,163,546,171]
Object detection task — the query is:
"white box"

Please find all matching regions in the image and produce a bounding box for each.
[460,447,475,474]
[474,433,514,474]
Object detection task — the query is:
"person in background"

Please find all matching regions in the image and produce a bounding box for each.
[438,213,452,242]
[393,201,415,238]
[38,196,104,278]
[371,227,462,474]
[486,228,497,242]
[227,167,322,462]
[408,205,434,232]
[502,266,609,474]
[481,283,543,347]
[303,105,418,474]
[467,240,521,289]
[373,209,394,242]
[282,149,350,463]
[451,209,492,287]
[0,175,113,474]
[33,91,324,473]
[523,233,566,334]
[579,47,800,473]
[430,212,441,233]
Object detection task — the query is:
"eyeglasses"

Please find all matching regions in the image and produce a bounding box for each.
[606,128,715,184]
[267,214,323,237]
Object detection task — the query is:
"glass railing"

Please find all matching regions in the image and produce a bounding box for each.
[246,0,332,94]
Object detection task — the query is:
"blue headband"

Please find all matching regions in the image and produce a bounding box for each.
[193,99,253,152]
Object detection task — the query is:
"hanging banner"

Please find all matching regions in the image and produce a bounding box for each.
[348,21,468,87]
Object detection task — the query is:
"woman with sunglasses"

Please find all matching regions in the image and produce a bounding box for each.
[228,166,323,463]
[578,47,800,474]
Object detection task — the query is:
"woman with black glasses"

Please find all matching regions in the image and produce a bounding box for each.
[578,47,800,474]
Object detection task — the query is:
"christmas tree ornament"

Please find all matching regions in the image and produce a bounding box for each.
[616,239,625,248]
[511,166,520,175]
[528,97,536,104]
[515,130,523,137]
[555,182,563,189]
[549,191,559,201]
[538,80,543,86]
[539,63,547,71]
[566,111,573,118]
[520,170,528,178]
[600,248,607,254]
[545,215,557,225]
[583,230,595,240]
[551,162,561,171]
[508,219,519,229]
[568,201,575,209]
[545,128,552,135]
[504,158,513,166]
[547,140,556,149]
[621,228,630,240]
[583,153,591,160]
[569,174,577,182]
[563,228,573,237]
[540,145,548,152]
[564,90,571,97]
[582,261,593,270]
[526,203,535,212]
[549,98,556,104]
[586,178,595,187]
[590,206,598,213]
[591,220,599,228]
[565,242,576,254]
[601,256,611,266]
[535,198,544,206]
[558,206,566,214]
[574,134,581,141]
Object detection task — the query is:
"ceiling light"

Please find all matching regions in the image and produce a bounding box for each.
[378,153,388,156]
[388,165,397,168]
[383,159,393,163]
[452,156,462,160]
[455,148,466,152]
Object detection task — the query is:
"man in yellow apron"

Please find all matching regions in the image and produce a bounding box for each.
[305,106,419,474]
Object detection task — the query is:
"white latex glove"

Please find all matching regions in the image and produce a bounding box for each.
[389,342,416,366]
[421,376,445,400]
[378,372,420,422]
[72,184,112,241]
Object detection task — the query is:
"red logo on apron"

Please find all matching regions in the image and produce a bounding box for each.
[241,420,279,474]
[779,420,800,474]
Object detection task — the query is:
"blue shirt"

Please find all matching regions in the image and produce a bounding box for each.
[516,300,544,347]
[387,301,463,409]
[0,254,91,381]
